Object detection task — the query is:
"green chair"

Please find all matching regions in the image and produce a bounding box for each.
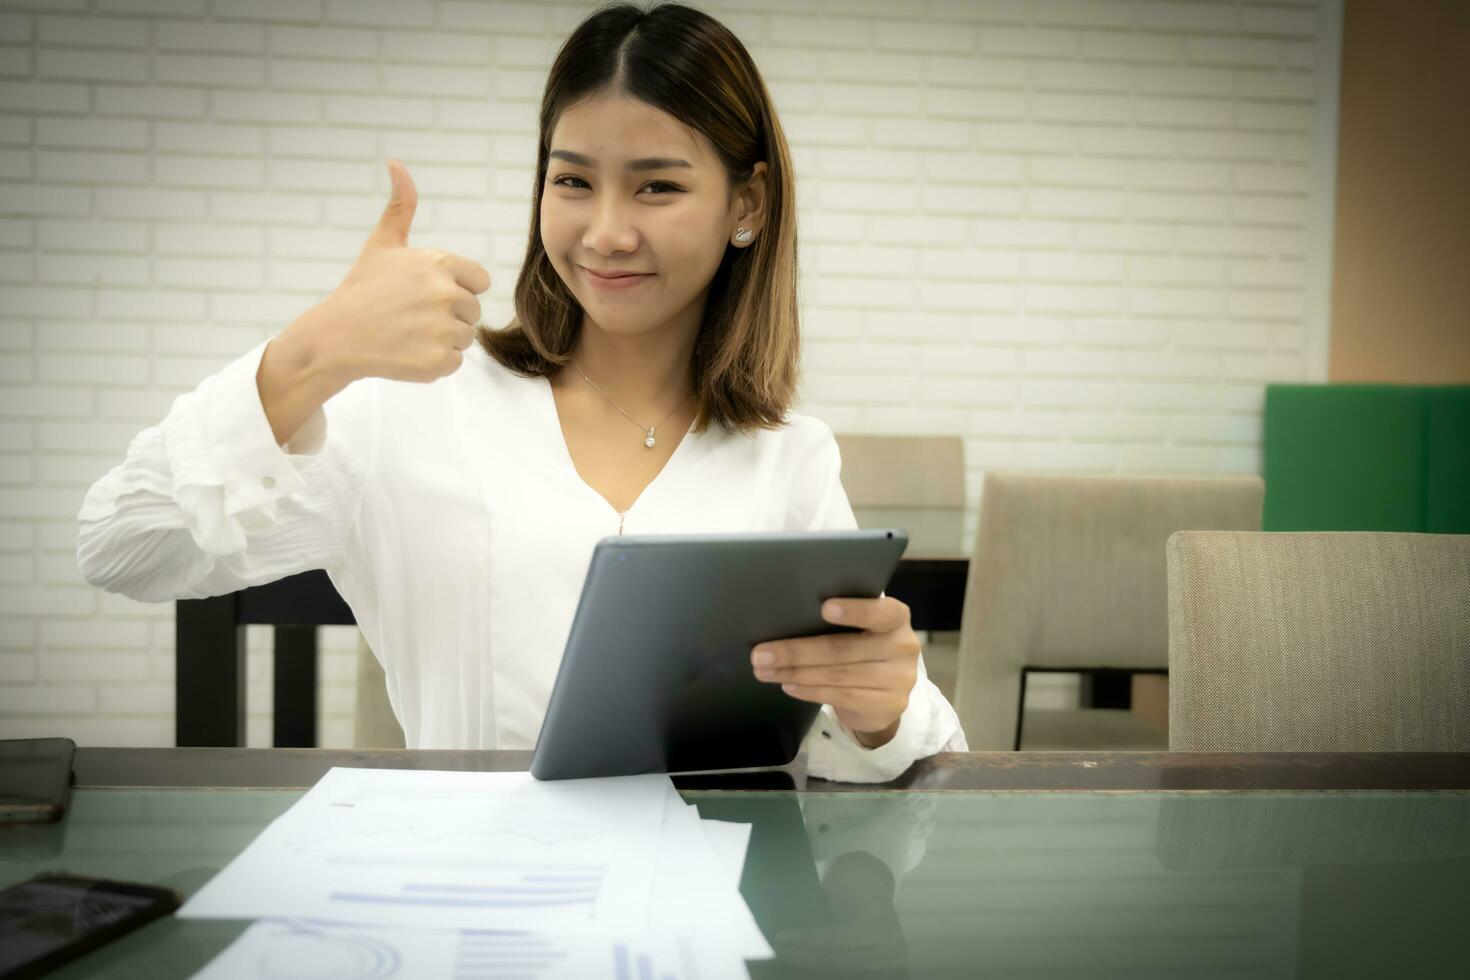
[1264,384,1470,533]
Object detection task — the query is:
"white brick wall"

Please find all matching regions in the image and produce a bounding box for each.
[0,0,1341,746]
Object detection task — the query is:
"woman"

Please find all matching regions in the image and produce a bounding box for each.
[77,2,966,782]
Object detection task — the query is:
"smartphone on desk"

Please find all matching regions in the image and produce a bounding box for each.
[0,737,75,824]
[0,873,181,980]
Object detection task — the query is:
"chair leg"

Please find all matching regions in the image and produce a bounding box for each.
[175,596,246,747]
[1082,671,1133,710]
[1013,669,1029,751]
[273,625,318,748]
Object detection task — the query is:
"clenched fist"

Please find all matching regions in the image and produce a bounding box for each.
[314,160,492,385]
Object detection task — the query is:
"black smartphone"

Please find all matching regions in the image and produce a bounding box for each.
[0,738,75,824]
[0,873,181,980]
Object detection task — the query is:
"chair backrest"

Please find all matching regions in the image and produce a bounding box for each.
[953,472,1265,750]
[175,569,353,747]
[1166,530,1470,751]
[1263,384,1470,533]
[833,434,966,507]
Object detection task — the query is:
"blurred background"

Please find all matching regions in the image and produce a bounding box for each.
[0,0,1464,747]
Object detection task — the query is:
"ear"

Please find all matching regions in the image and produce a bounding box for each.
[731,161,769,245]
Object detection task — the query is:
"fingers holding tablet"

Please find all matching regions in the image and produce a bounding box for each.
[751,595,921,741]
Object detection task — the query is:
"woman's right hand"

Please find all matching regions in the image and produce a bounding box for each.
[308,159,492,385]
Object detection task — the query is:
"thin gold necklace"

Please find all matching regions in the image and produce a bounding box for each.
[573,364,692,449]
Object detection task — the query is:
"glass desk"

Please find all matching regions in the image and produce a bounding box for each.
[3,749,1468,979]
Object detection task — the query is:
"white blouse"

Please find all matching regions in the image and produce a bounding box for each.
[76,338,968,782]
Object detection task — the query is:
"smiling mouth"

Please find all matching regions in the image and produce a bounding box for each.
[582,266,654,280]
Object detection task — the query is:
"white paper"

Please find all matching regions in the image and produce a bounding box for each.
[190,916,753,980]
[186,768,767,979]
[699,817,754,889]
[651,797,771,960]
[181,768,669,934]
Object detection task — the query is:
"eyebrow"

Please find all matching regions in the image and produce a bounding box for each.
[549,149,692,171]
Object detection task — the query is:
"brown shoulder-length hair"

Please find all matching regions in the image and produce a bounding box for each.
[475,1,800,435]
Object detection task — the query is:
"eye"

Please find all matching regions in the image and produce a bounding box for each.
[548,175,683,195]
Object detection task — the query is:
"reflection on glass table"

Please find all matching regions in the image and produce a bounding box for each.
[2,787,1467,979]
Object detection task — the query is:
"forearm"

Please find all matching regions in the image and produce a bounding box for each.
[257,305,353,447]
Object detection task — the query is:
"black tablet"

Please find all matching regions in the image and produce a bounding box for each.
[530,529,909,780]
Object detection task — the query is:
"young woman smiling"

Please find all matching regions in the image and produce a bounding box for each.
[77,3,966,781]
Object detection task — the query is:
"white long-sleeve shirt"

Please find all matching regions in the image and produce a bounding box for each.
[76,338,967,781]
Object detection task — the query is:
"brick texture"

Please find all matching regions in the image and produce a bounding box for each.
[0,0,1337,746]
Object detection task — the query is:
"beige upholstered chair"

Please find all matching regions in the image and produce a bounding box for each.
[1166,531,1470,752]
[834,434,966,700]
[352,633,405,748]
[833,434,966,509]
[953,473,1265,751]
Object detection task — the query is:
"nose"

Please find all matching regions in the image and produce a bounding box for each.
[582,195,640,256]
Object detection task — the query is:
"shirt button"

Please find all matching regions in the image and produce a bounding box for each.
[262,475,276,489]
[821,729,832,740]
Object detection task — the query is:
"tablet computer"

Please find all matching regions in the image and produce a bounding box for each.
[530,529,909,780]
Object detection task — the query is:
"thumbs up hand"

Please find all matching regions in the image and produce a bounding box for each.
[315,160,492,384]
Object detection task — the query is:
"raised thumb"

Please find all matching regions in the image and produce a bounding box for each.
[367,159,417,249]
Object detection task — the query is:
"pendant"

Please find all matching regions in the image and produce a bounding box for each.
[644,429,657,448]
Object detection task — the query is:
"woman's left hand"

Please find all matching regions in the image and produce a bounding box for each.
[750,596,920,747]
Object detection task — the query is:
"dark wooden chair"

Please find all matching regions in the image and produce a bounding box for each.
[175,569,351,747]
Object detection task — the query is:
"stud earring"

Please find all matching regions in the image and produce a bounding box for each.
[733,227,753,243]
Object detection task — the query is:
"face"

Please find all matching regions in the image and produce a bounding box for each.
[539,92,766,342]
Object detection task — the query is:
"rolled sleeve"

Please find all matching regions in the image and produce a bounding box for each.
[165,339,316,555]
[805,700,925,783]
[78,335,369,602]
[802,652,968,784]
